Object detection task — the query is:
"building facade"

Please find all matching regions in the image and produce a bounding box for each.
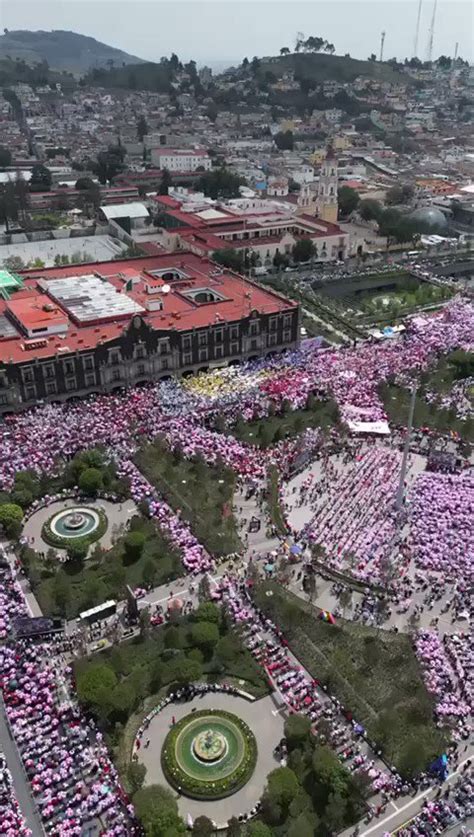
[0,255,300,414]
[150,148,212,172]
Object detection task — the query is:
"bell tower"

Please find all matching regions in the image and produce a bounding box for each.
[316,144,338,224]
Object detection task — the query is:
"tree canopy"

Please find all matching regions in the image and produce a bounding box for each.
[338,185,360,217]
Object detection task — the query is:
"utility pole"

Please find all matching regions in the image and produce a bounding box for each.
[396,382,417,512]
[426,0,438,64]
[413,0,423,57]
[379,31,386,63]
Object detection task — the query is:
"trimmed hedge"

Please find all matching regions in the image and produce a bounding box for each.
[41,507,108,550]
[161,709,257,799]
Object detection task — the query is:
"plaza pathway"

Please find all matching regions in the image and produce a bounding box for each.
[137,692,285,826]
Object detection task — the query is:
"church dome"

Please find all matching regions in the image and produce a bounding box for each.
[408,207,448,230]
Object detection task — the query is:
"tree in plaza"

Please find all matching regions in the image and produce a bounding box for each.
[266,767,300,810]
[124,530,146,564]
[213,634,240,668]
[164,625,185,649]
[66,538,89,563]
[78,466,103,496]
[226,817,242,837]
[247,823,273,837]
[287,811,318,837]
[168,655,203,686]
[198,573,212,602]
[91,144,125,185]
[30,163,52,192]
[192,815,215,836]
[137,115,149,141]
[10,469,41,509]
[141,558,157,588]
[0,502,24,538]
[133,784,186,835]
[197,168,244,200]
[52,571,72,615]
[75,177,96,190]
[338,185,360,217]
[359,198,382,221]
[292,238,316,263]
[127,762,147,794]
[76,664,117,710]
[284,714,312,749]
[191,620,220,652]
[158,167,173,195]
[324,790,347,833]
[312,744,349,796]
[0,146,12,168]
[194,601,220,623]
[274,130,294,151]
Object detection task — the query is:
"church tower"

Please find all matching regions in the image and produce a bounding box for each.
[316,144,338,224]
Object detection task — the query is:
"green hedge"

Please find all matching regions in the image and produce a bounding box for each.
[161,709,257,799]
[41,507,108,549]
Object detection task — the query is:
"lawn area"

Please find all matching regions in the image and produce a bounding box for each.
[74,601,269,778]
[380,382,474,443]
[266,465,289,536]
[22,515,183,619]
[135,439,242,556]
[252,582,447,777]
[231,397,340,448]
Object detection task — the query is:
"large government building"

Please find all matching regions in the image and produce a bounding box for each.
[0,254,300,414]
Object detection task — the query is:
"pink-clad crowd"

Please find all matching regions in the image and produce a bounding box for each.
[0,567,139,836]
[408,472,474,586]
[0,753,32,837]
[0,299,472,834]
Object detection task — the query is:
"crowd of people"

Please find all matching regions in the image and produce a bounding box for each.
[0,298,472,835]
[392,771,473,837]
[0,565,139,836]
[415,631,471,737]
[0,753,32,837]
[215,573,401,796]
[408,472,474,586]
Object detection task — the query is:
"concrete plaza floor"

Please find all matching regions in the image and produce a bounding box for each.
[137,692,285,826]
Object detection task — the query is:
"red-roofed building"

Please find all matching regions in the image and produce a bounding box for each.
[0,254,300,413]
[154,193,349,264]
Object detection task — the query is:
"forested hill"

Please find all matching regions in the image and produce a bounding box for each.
[0,30,146,75]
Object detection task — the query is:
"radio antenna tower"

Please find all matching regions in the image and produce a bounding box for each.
[379,31,386,62]
[454,41,459,62]
[413,0,423,57]
[426,0,438,63]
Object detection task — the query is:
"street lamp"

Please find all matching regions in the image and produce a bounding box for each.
[396,381,418,512]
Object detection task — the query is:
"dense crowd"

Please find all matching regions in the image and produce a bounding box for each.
[0,753,32,837]
[408,472,474,586]
[0,299,472,835]
[0,565,138,836]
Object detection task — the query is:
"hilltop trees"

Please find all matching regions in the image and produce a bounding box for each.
[295,36,336,54]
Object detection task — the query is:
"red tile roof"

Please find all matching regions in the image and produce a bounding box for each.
[0,253,296,364]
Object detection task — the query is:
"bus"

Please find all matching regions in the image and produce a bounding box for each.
[79,600,117,625]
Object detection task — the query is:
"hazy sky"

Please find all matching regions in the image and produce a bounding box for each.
[4,0,473,66]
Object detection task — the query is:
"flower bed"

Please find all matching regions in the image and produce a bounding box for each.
[41,507,108,549]
[161,709,257,799]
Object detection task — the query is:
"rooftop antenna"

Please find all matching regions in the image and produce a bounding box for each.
[413,0,423,57]
[426,0,438,64]
[379,31,386,62]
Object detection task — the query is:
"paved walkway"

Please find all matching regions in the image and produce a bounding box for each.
[137,692,285,825]
[22,498,137,556]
